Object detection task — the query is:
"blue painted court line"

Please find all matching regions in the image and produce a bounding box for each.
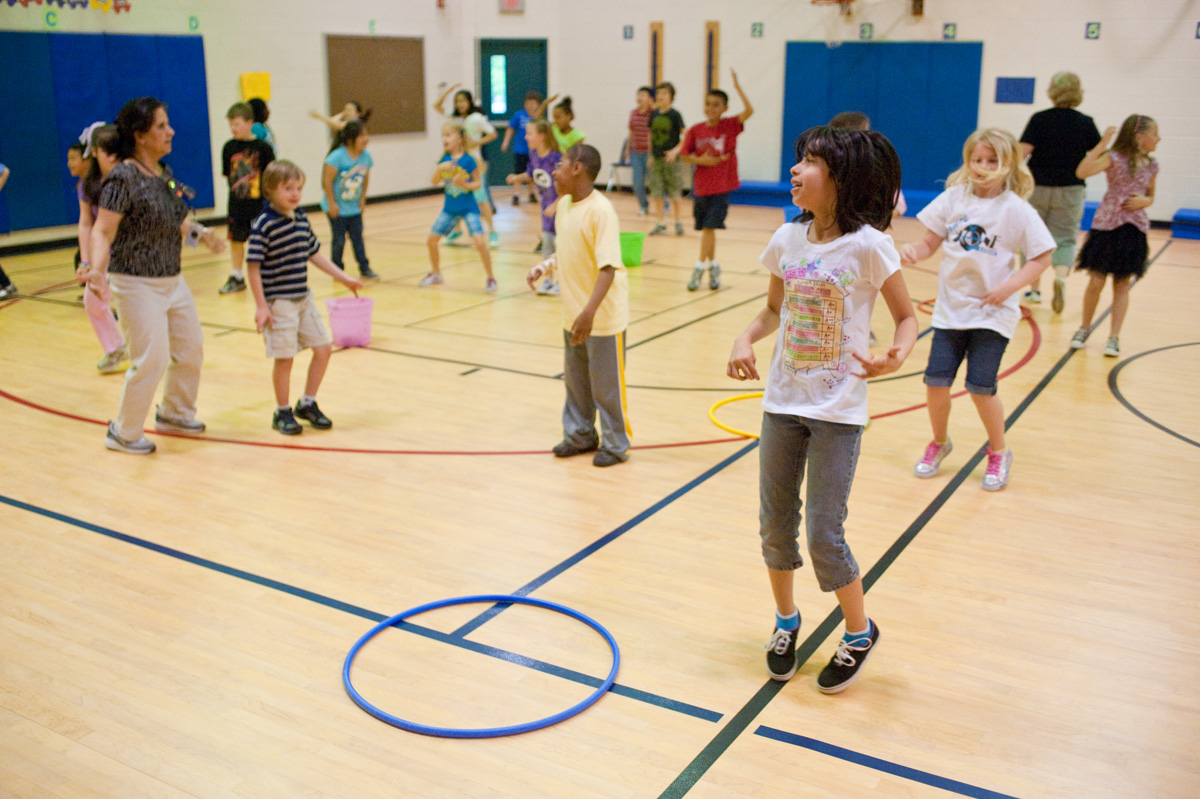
[754,726,1023,799]
[449,439,761,638]
[0,492,722,725]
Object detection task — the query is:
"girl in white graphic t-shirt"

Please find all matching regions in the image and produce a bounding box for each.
[727,127,918,694]
[901,128,1055,492]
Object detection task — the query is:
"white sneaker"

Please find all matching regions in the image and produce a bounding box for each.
[536,279,559,296]
[686,263,705,292]
[1070,328,1089,350]
[1023,289,1042,304]
[1103,336,1120,358]
[1051,277,1066,314]
[709,262,722,290]
[97,345,129,374]
[104,422,156,454]
[154,407,206,434]
[418,273,444,287]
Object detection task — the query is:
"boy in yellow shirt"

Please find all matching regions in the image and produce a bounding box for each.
[526,144,631,467]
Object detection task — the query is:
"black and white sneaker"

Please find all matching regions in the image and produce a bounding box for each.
[219,275,246,294]
[765,626,799,681]
[272,407,302,435]
[816,620,879,694]
[294,400,332,429]
[0,283,19,300]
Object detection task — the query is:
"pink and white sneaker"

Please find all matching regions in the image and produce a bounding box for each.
[913,438,953,478]
[982,447,1013,491]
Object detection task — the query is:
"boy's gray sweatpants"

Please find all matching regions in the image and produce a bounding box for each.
[561,330,631,459]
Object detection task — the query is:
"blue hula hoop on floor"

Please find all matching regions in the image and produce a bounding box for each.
[342,594,621,738]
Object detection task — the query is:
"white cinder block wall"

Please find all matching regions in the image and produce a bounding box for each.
[4,0,1197,223]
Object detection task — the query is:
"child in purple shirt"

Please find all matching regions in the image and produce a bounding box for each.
[507,119,562,295]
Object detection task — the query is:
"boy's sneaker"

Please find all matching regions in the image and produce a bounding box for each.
[512,194,520,206]
[488,231,499,249]
[1023,289,1042,304]
[913,438,953,478]
[536,279,559,296]
[817,620,880,694]
[445,229,463,246]
[675,222,685,236]
[0,283,17,300]
[649,223,668,236]
[1051,277,1066,314]
[765,626,799,681]
[219,275,246,294]
[592,450,628,467]
[97,345,129,374]
[981,447,1013,491]
[1103,336,1120,358]
[359,267,380,280]
[272,407,302,435]
[1070,327,1089,349]
[709,262,722,290]
[552,439,598,458]
[484,277,498,293]
[153,408,206,434]
[418,273,444,287]
[104,422,156,454]
[686,264,705,292]
[636,207,648,217]
[294,400,332,429]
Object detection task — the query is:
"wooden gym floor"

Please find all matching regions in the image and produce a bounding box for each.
[1,187,1197,798]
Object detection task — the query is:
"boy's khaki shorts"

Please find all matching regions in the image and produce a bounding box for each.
[264,291,331,358]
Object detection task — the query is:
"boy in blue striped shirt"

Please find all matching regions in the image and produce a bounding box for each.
[247,160,363,435]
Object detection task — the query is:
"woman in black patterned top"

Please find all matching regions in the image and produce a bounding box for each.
[85,96,225,454]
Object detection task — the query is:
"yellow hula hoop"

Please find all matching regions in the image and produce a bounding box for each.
[708,392,764,439]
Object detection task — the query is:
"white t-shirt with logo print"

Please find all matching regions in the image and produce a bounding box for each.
[759,221,901,426]
[918,184,1055,339]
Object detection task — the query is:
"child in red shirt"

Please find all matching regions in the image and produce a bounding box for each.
[680,70,753,291]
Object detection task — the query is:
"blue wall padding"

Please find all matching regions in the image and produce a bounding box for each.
[154,35,214,209]
[0,31,213,234]
[50,33,112,222]
[0,32,64,234]
[995,77,1036,104]
[781,42,983,202]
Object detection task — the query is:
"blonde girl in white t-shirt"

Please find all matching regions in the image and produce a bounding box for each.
[901,128,1055,491]
[727,127,918,694]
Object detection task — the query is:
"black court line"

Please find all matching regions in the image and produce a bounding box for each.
[754,726,1021,799]
[449,440,761,638]
[628,294,769,351]
[1108,341,1200,448]
[0,492,722,725]
[656,237,1173,798]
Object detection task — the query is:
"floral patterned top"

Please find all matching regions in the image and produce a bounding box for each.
[1091,151,1159,234]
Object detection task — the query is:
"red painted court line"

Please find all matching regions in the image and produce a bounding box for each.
[0,388,745,455]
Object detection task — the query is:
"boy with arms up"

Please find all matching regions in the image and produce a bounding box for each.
[526,144,632,467]
[680,69,753,291]
[246,160,363,435]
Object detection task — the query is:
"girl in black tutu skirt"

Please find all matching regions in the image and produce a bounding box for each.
[1071,114,1160,357]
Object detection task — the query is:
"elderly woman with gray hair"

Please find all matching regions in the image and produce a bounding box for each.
[1018,71,1101,313]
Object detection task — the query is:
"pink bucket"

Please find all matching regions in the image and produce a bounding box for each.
[325,296,374,347]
